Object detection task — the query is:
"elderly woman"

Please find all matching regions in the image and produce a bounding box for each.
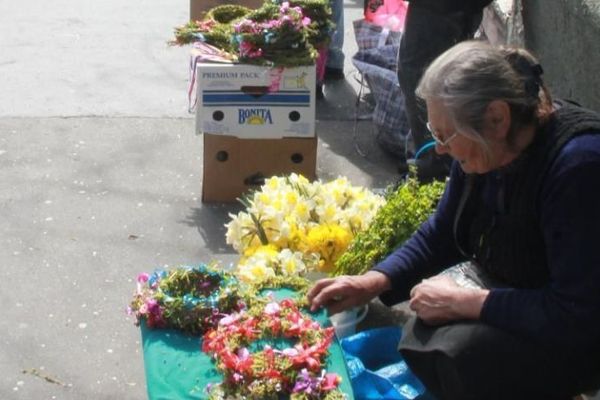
[308,40,600,400]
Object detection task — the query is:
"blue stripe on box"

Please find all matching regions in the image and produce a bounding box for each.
[202,103,310,107]
[203,90,309,94]
[202,92,311,105]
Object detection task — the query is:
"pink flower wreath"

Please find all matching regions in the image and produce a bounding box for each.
[202,298,346,399]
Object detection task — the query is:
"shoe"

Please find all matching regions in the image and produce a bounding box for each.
[316,82,324,100]
[324,67,345,81]
[397,159,409,175]
[375,127,405,159]
[413,151,452,183]
[362,92,376,107]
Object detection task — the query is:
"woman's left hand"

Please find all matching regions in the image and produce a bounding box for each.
[409,275,489,325]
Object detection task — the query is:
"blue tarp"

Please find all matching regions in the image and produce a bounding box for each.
[340,326,435,400]
[141,288,355,399]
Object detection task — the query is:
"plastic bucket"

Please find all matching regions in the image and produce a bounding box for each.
[330,305,369,338]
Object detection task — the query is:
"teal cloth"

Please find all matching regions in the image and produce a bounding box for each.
[141,288,355,399]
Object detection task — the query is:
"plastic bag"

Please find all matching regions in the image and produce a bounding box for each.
[340,326,434,400]
[364,0,408,32]
[352,19,409,157]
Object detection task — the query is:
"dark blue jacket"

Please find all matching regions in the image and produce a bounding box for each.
[373,107,600,357]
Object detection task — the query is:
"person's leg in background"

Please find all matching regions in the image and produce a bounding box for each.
[325,0,345,80]
[397,5,483,181]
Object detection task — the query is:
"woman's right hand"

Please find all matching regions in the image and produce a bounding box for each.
[307,271,391,315]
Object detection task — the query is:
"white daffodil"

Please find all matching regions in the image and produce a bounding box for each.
[287,173,310,188]
[264,175,285,192]
[277,248,307,275]
[224,213,243,251]
[237,257,276,283]
[292,198,313,224]
[315,199,340,225]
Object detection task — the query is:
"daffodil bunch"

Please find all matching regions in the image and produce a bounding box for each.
[226,174,385,278]
[237,245,321,284]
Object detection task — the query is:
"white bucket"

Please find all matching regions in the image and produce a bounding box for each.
[329,304,369,339]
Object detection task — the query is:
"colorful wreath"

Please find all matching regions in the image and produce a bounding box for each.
[170,0,334,67]
[202,298,346,399]
[128,264,244,335]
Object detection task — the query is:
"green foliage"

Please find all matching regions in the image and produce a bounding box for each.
[244,2,279,21]
[170,20,235,51]
[288,0,334,48]
[333,175,445,276]
[206,4,253,23]
[238,20,317,68]
[246,0,333,43]
[291,391,348,400]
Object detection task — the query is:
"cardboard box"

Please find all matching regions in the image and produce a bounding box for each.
[190,0,265,21]
[202,134,317,202]
[196,63,316,139]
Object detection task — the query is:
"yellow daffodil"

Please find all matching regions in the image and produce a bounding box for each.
[301,224,353,272]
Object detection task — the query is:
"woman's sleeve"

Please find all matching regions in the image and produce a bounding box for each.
[480,134,600,354]
[371,163,467,305]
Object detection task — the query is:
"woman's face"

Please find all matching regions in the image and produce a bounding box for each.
[426,99,490,174]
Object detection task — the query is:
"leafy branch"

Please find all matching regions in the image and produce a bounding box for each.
[333,175,445,276]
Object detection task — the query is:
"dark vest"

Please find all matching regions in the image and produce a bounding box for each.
[454,101,600,288]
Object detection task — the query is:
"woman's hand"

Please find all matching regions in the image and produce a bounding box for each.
[409,275,489,325]
[307,271,391,315]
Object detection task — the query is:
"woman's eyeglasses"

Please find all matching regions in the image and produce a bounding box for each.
[426,122,459,147]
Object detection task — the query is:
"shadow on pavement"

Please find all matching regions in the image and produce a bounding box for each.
[181,202,244,255]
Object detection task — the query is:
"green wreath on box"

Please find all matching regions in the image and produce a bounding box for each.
[333,174,446,276]
[244,0,333,49]
[170,5,247,52]
[170,0,333,67]
[207,4,253,23]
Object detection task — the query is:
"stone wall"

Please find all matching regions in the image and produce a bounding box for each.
[523,0,600,112]
[482,1,600,112]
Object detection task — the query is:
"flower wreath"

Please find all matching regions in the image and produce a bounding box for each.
[249,274,312,307]
[170,1,334,67]
[202,298,346,399]
[128,264,244,335]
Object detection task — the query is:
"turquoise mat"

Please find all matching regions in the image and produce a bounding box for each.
[141,288,354,399]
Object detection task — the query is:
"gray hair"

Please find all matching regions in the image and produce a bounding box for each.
[416,40,551,150]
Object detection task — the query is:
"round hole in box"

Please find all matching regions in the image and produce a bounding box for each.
[213,111,224,121]
[291,153,303,164]
[216,151,228,162]
[289,111,301,122]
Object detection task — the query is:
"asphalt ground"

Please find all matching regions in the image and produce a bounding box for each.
[0,0,407,399]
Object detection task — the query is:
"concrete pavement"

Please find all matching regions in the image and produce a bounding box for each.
[0,0,401,399]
